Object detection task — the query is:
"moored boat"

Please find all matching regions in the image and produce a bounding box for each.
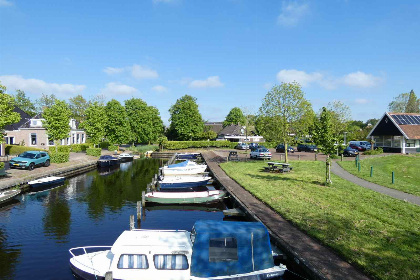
[0,189,21,205]
[158,175,212,189]
[97,155,120,167]
[176,153,200,160]
[69,220,286,280]
[118,153,134,162]
[160,160,207,176]
[144,189,226,204]
[28,176,65,190]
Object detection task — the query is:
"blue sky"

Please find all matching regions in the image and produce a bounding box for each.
[1,0,419,125]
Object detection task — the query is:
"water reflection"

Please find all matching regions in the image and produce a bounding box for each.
[0,227,21,280]
[43,188,71,243]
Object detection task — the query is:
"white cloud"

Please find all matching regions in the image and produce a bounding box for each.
[103,64,158,80]
[277,2,309,26]
[189,76,224,88]
[355,98,370,104]
[276,69,323,87]
[342,71,382,88]
[100,82,138,97]
[103,67,125,75]
[275,69,383,89]
[0,75,85,95]
[0,0,13,7]
[151,85,168,92]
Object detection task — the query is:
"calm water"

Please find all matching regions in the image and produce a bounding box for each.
[0,159,226,280]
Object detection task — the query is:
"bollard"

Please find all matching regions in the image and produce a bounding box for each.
[392,171,395,184]
[358,162,361,172]
[341,154,343,161]
[298,155,301,160]
[280,155,283,161]
[137,201,142,222]
[105,271,113,280]
[130,215,134,230]
[370,166,373,177]
[142,191,146,207]
[315,153,317,161]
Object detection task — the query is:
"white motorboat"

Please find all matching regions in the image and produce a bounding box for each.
[160,160,207,176]
[118,153,134,162]
[28,176,65,189]
[144,189,226,204]
[0,189,21,205]
[158,175,212,189]
[69,220,286,280]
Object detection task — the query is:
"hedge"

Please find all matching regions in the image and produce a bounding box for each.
[163,140,234,150]
[70,143,90,152]
[48,152,70,163]
[86,148,102,157]
[99,142,110,149]
[5,145,46,155]
[108,145,118,151]
[363,147,384,155]
[56,145,72,153]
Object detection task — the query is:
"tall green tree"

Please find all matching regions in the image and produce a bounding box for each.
[325,100,351,143]
[42,100,72,150]
[105,99,131,146]
[69,94,89,122]
[223,107,246,127]
[79,101,107,147]
[125,98,164,144]
[258,82,313,163]
[168,95,204,141]
[0,84,21,140]
[13,90,36,116]
[405,90,420,113]
[36,93,57,113]
[312,107,336,185]
[388,91,419,113]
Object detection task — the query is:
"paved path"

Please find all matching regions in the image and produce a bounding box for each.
[203,151,371,280]
[331,161,420,206]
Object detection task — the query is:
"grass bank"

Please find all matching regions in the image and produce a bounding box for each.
[220,161,420,280]
[338,155,420,196]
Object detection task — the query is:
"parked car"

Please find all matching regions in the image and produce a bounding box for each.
[275,144,295,153]
[9,151,50,171]
[297,144,308,152]
[235,143,249,150]
[250,148,272,160]
[249,143,259,151]
[349,144,366,151]
[305,145,318,152]
[349,141,371,150]
[342,147,359,157]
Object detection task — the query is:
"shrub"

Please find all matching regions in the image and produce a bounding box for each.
[70,143,90,152]
[0,162,4,169]
[108,145,118,152]
[99,142,110,149]
[86,148,102,157]
[48,152,70,163]
[5,145,46,155]
[163,140,233,150]
[363,147,384,155]
[56,145,71,153]
[127,145,159,154]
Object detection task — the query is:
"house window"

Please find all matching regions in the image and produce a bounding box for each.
[32,120,37,126]
[81,134,85,143]
[374,136,383,147]
[153,255,189,270]
[117,254,148,269]
[48,137,54,146]
[383,136,392,147]
[209,237,238,262]
[31,133,37,145]
[406,140,416,147]
[72,134,75,144]
[77,134,80,144]
[67,137,70,145]
[6,137,14,144]
[393,136,401,148]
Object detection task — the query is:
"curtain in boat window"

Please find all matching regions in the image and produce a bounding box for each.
[117,254,148,269]
[154,254,189,270]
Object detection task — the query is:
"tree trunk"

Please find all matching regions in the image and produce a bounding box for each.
[326,154,332,185]
[285,142,288,163]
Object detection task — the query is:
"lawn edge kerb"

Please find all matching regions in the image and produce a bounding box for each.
[220,160,420,280]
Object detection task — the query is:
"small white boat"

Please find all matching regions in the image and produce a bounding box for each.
[145,189,226,204]
[158,175,212,189]
[161,160,207,176]
[28,176,65,189]
[118,153,134,162]
[69,220,286,280]
[0,189,21,205]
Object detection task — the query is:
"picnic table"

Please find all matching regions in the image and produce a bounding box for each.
[263,162,292,173]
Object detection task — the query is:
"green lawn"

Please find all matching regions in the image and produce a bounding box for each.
[220,161,420,280]
[338,155,420,196]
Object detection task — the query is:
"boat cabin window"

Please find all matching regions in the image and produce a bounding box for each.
[153,254,189,270]
[209,237,238,262]
[117,254,149,269]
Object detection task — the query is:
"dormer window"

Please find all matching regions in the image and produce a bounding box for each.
[32,120,38,126]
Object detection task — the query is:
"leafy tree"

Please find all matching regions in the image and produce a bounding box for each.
[258,82,313,163]
[325,100,351,143]
[0,83,21,141]
[312,107,335,185]
[36,93,57,113]
[105,99,131,147]
[168,95,204,141]
[42,100,72,151]
[223,107,246,127]
[125,98,164,144]
[405,90,420,113]
[79,101,107,147]
[200,126,218,140]
[69,95,89,122]
[13,90,36,116]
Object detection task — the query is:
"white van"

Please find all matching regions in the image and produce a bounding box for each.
[349,141,371,149]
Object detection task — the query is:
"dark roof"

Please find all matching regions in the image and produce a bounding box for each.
[368,112,420,139]
[218,124,243,136]
[4,107,33,131]
[204,122,224,134]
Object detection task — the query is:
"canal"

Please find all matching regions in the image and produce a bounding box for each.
[0,158,303,280]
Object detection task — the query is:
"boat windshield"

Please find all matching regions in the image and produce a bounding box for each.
[19,152,36,159]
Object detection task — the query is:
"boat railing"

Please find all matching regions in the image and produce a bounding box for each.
[69,246,112,275]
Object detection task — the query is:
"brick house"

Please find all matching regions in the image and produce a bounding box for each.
[3,107,87,151]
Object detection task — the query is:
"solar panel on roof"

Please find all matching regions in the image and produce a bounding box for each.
[414,116,420,124]
[392,114,420,125]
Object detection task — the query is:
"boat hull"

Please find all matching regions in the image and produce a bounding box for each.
[159,179,210,189]
[28,177,65,190]
[161,166,207,176]
[70,262,105,280]
[97,160,120,167]
[118,156,133,162]
[0,189,21,205]
[145,190,226,204]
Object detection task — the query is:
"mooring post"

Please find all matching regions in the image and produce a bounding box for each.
[370,166,373,177]
[392,171,395,184]
[142,191,145,207]
[358,162,361,172]
[137,201,142,222]
[105,271,113,280]
[130,215,134,230]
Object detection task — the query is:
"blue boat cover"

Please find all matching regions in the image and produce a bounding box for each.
[167,160,189,168]
[191,220,274,277]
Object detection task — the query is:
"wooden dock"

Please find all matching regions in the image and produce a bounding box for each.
[202,151,370,280]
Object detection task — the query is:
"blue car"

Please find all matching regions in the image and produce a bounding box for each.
[9,151,50,170]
